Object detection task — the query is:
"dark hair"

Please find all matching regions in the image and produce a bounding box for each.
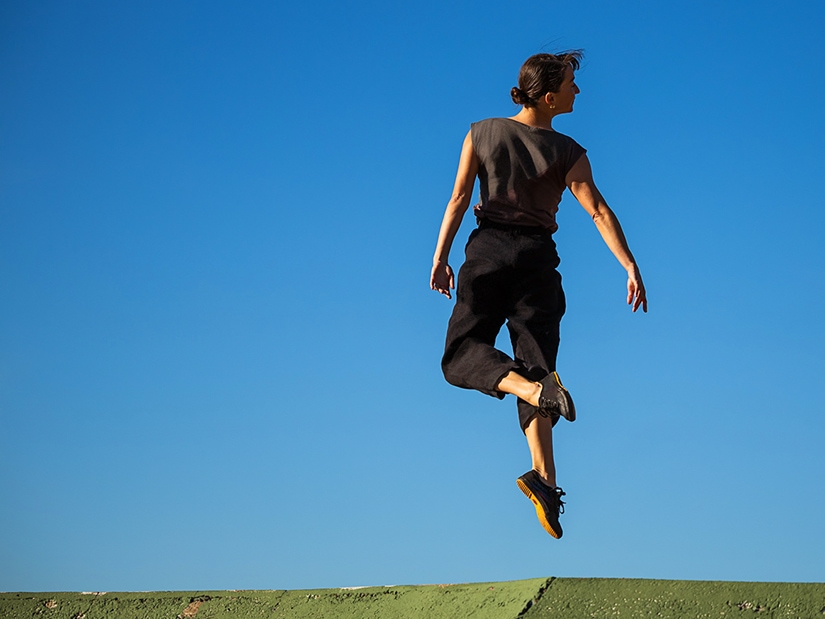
[510,50,583,107]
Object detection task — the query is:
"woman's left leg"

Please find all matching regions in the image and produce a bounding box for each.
[496,371,541,407]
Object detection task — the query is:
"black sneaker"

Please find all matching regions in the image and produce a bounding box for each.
[516,470,566,538]
[538,371,576,422]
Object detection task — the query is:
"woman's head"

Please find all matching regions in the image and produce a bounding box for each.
[511,51,583,108]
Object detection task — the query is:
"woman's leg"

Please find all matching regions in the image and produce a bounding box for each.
[496,372,556,486]
[496,371,541,407]
[517,414,564,538]
[441,231,519,397]
[499,233,565,487]
[523,413,556,487]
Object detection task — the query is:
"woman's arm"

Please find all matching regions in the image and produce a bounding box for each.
[566,153,648,312]
[430,131,479,299]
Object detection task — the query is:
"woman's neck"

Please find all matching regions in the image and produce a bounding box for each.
[509,107,557,130]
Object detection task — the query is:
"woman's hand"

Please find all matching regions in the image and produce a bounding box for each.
[567,154,649,314]
[430,131,477,301]
[430,260,455,299]
[627,265,647,313]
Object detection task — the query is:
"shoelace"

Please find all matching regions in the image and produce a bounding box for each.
[537,399,559,417]
[555,487,566,515]
[535,481,566,515]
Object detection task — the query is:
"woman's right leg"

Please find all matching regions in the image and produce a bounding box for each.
[517,414,565,538]
[523,412,556,486]
[503,233,566,488]
[495,371,556,485]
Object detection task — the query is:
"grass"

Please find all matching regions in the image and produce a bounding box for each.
[2,577,823,618]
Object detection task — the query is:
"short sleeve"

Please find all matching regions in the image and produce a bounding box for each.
[566,138,586,175]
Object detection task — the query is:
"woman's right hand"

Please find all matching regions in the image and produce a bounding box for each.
[430,260,455,299]
[626,264,648,313]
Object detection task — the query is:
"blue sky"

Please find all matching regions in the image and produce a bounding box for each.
[2,0,824,592]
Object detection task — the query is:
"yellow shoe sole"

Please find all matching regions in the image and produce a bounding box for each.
[517,478,562,539]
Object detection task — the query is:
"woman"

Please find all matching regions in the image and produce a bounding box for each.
[430,51,647,539]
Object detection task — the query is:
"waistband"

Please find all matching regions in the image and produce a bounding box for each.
[476,217,552,236]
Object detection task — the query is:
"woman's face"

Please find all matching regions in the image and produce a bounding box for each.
[550,65,580,113]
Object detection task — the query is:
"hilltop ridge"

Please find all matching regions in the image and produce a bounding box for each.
[3,577,824,618]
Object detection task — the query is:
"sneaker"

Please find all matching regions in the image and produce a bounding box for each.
[538,371,576,422]
[516,470,566,538]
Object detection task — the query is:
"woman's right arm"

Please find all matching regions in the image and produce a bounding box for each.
[430,131,479,299]
[566,153,648,313]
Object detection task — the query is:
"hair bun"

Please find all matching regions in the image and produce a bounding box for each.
[511,86,528,105]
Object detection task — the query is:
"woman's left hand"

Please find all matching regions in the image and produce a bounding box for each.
[431,260,455,299]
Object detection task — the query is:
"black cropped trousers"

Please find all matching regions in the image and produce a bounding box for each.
[441,221,566,430]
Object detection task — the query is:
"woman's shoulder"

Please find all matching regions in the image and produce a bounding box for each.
[470,117,527,139]
[470,117,503,131]
[472,118,581,144]
[471,117,515,128]
[553,129,585,149]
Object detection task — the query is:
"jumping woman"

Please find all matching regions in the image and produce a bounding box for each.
[430,51,647,538]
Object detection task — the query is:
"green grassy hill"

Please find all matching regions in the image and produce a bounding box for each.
[2,577,824,618]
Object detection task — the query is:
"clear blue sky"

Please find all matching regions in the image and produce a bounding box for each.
[2,0,824,592]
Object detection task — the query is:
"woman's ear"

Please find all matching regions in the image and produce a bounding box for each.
[543,92,556,109]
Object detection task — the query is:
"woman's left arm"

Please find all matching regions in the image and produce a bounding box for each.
[566,153,648,313]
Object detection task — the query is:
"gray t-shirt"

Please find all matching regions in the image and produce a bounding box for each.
[471,117,586,232]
